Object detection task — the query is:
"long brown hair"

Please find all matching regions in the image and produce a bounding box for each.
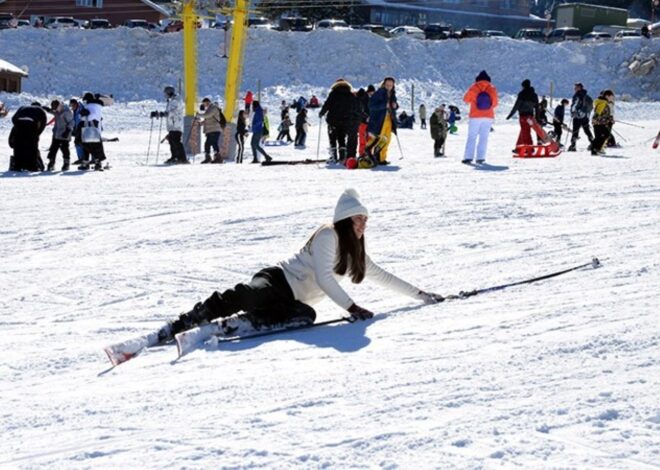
[333,218,366,283]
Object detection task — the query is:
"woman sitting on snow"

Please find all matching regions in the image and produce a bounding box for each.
[156,189,445,342]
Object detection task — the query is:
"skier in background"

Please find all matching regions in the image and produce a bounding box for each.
[419,103,427,129]
[462,70,498,164]
[158,85,188,164]
[78,92,108,170]
[568,82,594,152]
[429,104,448,157]
[590,89,615,156]
[506,79,539,149]
[197,97,226,164]
[150,189,446,343]
[276,112,293,142]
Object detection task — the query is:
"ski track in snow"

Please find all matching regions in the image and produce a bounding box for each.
[0,29,659,469]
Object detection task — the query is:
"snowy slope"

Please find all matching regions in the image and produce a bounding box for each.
[1,28,660,469]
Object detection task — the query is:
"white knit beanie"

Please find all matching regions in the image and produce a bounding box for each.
[333,189,368,223]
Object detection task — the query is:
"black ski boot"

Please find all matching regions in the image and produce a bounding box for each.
[61,159,70,171]
[168,302,213,338]
[201,155,212,164]
[46,159,55,171]
[94,159,103,171]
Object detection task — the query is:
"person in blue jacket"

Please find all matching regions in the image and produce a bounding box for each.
[365,77,398,166]
[250,101,272,164]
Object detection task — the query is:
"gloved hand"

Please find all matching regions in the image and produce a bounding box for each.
[418,291,445,304]
[347,303,374,321]
[150,111,159,119]
[159,111,167,118]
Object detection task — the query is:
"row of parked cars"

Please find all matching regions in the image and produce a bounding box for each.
[0,14,195,32]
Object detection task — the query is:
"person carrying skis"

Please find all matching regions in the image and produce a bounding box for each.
[430,104,449,157]
[552,98,569,146]
[45,99,74,171]
[154,189,446,343]
[568,82,594,152]
[366,77,398,166]
[506,79,538,149]
[250,100,272,163]
[197,97,226,164]
[8,102,48,172]
[419,103,427,129]
[462,70,498,164]
[158,86,188,165]
[235,110,248,164]
[590,90,615,156]
[319,78,360,163]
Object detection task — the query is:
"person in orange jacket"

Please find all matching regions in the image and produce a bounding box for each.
[462,70,498,164]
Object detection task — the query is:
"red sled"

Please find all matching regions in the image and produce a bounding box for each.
[513,117,562,158]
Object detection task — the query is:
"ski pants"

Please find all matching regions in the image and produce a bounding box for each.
[235,132,245,163]
[464,117,493,161]
[553,122,563,144]
[276,129,292,142]
[9,123,44,172]
[47,138,70,164]
[201,267,316,325]
[358,123,368,156]
[295,128,306,147]
[168,130,187,162]
[516,115,534,147]
[368,113,393,162]
[421,118,427,129]
[571,118,594,147]
[251,131,271,161]
[592,124,610,153]
[204,131,221,157]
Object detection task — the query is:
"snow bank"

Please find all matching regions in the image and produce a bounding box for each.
[0,28,658,105]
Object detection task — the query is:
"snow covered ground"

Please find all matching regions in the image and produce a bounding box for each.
[1,28,659,468]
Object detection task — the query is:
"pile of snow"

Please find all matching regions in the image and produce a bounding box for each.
[0,28,658,105]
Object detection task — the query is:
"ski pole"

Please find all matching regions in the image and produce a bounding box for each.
[155,115,164,164]
[146,116,154,165]
[394,130,404,160]
[316,116,323,160]
[610,127,626,142]
[617,120,645,129]
[447,257,601,300]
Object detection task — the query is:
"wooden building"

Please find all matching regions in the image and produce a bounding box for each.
[0,58,28,93]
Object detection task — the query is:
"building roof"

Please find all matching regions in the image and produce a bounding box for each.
[141,0,170,17]
[362,0,535,21]
[0,58,28,77]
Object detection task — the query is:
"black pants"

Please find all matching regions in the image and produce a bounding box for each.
[592,124,610,153]
[251,131,271,162]
[277,129,292,141]
[202,267,315,325]
[47,138,70,164]
[421,118,427,129]
[571,118,594,147]
[204,131,221,157]
[433,137,445,155]
[235,132,245,163]
[553,122,563,143]
[9,124,44,172]
[168,130,187,162]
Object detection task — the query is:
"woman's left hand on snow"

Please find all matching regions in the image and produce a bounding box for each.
[419,291,445,304]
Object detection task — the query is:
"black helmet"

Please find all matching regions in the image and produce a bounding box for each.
[163,85,176,97]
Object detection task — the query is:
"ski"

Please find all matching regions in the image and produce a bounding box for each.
[103,324,169,366]
[261,158,326,166]
[653,130,660,149]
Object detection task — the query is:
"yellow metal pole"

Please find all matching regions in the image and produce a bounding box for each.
[223,0,249,122]
[183,1,199,155]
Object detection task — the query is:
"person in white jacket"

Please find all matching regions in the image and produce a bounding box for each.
[162,85,188,164]
[158,189,445,341]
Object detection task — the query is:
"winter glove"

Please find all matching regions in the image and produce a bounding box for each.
[150,111,159,119]
[159,111,168,118]
[418,291,445,304]
[347,303,374,322]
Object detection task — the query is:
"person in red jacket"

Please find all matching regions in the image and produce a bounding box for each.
[244,90,254,114]
[462,70,498,164]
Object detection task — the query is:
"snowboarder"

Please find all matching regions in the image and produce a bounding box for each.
[78,92,108,170]
[568,82,594,152]
[319,78,360,162]
[45,100,74,171]
[8,103,48,172]
[462,70,498,164]
[250,101,272,163]
[419,103,427,129]
[366,77,398,166]
[295,108,308,148]
[506,79,539,149]
[153,189,446,342]
[590,90,615,156]
[552,98,569,146]
[430,104,448,157]
[235,110,248,164]
[197,97,226,164]
[276,112,293,142]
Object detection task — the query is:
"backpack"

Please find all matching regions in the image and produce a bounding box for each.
[476,91,492,110]
[583,95,593,114]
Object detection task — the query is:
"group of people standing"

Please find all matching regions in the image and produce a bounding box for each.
[6,93,109,172]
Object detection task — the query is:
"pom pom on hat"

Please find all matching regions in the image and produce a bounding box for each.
[334,189,368,223]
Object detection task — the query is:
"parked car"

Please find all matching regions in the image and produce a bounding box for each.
[0,13,16,29]
[650,21,660,37]
[546,27,581,43]
[124,19,149,29]
[213,19,233,29]
[16,19,31,28]
[423,23,452,40]
[483,30,507,38]
[88,18,112,29]
[459,28,483,39]
[315,19,350,30]
[514,28,545,42]
[278,16,312,32]
[614,29,641,40]
[45,17,79,29]
[352,24,390,38]
[389,25,425,40]
[583,31,612,42]
[248,17,273,29]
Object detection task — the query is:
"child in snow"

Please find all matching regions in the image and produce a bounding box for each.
[447,105,461,134]
[462,70,498,164]
[430,104,448,157]
[152,189,446,343]
[277,112,293,142]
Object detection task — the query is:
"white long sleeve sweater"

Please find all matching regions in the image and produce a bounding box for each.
[279,226,422,310]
